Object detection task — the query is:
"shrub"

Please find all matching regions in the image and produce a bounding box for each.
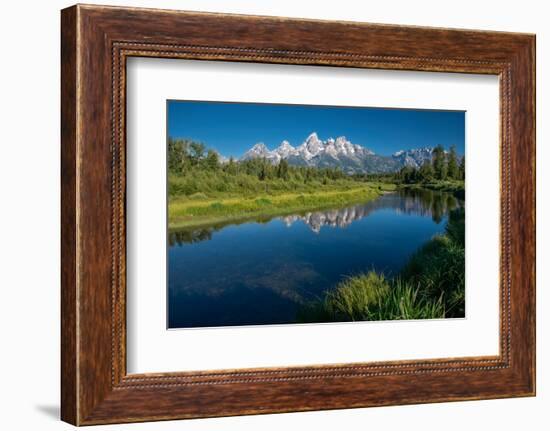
[401,236,465,317]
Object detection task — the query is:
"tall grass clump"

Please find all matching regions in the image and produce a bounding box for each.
[298,208,465,322]
[297,272,445,323]
[401,208,465,317]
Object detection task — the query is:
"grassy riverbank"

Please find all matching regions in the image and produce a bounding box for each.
[167,153,397,229]
[297,208,465,322]
[169,186,383,229]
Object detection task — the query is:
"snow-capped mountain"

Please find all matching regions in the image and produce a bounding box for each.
[291,132,375,161]
[275,140,296,158]
[392,148,435,169]
[238,132,442,174]
[242,142,281,164]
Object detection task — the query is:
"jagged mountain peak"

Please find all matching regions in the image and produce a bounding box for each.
[277,140,294,151]
[237,132,441,174]
[300,132,324,157]
[250,142,268,151]
[274,140,297,159]
[391,147,435,169]
[242,141,280,163]
[305,131,320,142]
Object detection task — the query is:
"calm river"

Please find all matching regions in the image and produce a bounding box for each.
[168,189,461,329]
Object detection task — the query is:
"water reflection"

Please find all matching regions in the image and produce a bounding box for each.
[282,189,460,233]
[169,188,462,244]
[169,227,216,246]
[168,188,463,328]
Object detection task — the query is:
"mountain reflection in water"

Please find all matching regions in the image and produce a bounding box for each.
[169,188,462,244]
[281,189,460,233]
[168,188,463,328]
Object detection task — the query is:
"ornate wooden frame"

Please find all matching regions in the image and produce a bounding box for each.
[61,4,536,425]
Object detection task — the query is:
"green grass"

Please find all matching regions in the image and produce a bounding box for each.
[298,208,465,322]
[168,166,390,229]
[401,208,465,317]
[297,272,445,322]
[168,170,372,198]
[169,187,382,229]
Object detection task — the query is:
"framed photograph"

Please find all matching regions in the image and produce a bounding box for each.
[61,4,536,425]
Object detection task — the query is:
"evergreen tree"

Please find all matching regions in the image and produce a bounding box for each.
[277,159,289,180]
[432,145,447,180]
[225,157,237,175]
[167,138,186,174]
[400,166,418,184]
[205,150,219,170]
[447,145,459,179]
[418,160,434,182]
[189,141,206,165]
[304,167,312,183]
[459,156,466,180]
[258,160,267,181]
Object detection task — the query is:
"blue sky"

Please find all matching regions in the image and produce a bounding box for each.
[167,100,465,159]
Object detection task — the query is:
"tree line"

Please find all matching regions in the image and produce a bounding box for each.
[358,145,465,184]
[168,137,347,183]
[169,138,464,186]
[396,145,464,184]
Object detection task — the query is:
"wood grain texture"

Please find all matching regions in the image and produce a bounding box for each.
[60,4,535,425]
[60,5,78,425]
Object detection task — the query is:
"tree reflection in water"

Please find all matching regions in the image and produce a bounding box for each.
[169,188,463,244]
[169,227,215,246]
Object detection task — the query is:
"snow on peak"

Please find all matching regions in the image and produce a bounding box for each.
[295,132,325,160]
[305,132,320,142]
[392,147,436,168]
[241,142,278,162]
[275,140,297,158]
[239,132,380,171]
[251,142,268,152]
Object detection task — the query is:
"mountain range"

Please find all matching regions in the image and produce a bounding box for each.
[234,132,439,174]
